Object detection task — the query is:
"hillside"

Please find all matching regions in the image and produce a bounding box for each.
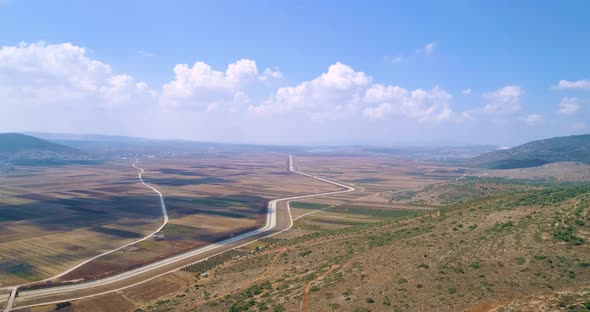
[125,183,590,312]
[0,133,73,153]
[465,134,590,169]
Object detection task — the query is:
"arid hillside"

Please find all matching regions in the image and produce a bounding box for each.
[123,184,590,312]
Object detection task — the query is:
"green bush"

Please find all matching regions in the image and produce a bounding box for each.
[417,263,430,269]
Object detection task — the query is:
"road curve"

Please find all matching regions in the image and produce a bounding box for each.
[52,162,169,279]
[5,155,355,311]
[2,161,169,312]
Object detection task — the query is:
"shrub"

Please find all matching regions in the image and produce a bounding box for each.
[534,254,547,261]
[299,250,312,257]
[383,296,391,306]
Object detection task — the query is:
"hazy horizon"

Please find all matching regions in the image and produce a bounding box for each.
[15,130,507,148]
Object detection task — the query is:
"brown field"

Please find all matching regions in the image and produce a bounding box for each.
[0,288,7,308]
[43,153,341,283]
[0,161,162,286]
[293,154,460,209]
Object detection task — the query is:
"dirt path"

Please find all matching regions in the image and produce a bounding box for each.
[263,248,288,277]
[300,264,340,312]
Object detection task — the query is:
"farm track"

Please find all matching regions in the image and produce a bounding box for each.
[4,155,356,311]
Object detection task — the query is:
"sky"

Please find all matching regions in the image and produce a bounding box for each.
[0,0,589,146]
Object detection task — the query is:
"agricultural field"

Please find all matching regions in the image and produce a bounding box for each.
[0,161,163,286]
[0,152,340,287]
[293,154,462,210]
[52,153,340,282]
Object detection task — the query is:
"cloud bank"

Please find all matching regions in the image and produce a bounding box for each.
[0,41,587,144]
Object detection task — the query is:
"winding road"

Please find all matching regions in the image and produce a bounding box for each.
[3,155,355,311]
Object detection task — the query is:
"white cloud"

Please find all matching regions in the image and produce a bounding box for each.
[362,103,393,119]
[250,62,370,116]
[0,41,155,109]
[7,41,561,144]
[251,62,455,122]
[482,85,524,114]
[553,79,590,90]
[521,114,543,126]
[259,67,283,80]
[363,85,453,121]
[418,41,436,56]
[160,59,280,111]
[558,97,580,115]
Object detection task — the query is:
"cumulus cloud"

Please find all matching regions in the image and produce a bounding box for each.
[482,85,524,114]
[0,41,155,109]
[249,62,370,116]
[251,62,455,122]
[259,67,283,80]
[462,88,472,95]
[160,59,281,111]
[363,85,453,121]
[521,114,543,126]
[418,41,436,56]
[553,79,590,90]
[6,41,557,143]
[558,97,580,115]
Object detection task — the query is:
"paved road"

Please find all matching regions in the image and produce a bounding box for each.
[5,155,355,311]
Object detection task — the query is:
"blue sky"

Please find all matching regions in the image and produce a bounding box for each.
[0,0,589,146]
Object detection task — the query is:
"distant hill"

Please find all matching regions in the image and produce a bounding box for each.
[465,134,590,169]
[0,133,74,153]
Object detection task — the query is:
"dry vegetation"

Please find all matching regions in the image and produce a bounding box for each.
[35,182,590,312]
[385,177,546,207]
[114,184,588,312]
[475,162,590,182]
